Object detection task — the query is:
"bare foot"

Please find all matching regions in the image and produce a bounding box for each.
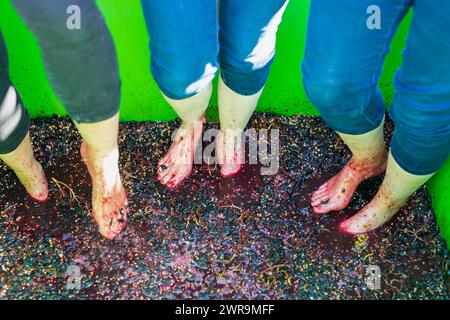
[311,152,388,214]
[339,193,404,235]
[158,117,204,189]
[16,160,48,202]
[217,130,245,178]
[80,142,128,239]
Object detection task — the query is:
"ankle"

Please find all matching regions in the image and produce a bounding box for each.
[90,148,119,172]
[220,127,244,137]
[183,115,205,126]
[11,158,39,175]
[349,150,387,170]
[180,119,204,137]
[378,181,407,204]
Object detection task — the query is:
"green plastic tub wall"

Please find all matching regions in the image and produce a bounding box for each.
[1,0,449,248]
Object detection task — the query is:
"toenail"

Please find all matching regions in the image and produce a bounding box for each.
[160,164,168,171]
[321,199,329,205]
[341,188,346,193]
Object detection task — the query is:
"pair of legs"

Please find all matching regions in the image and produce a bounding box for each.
[303,0,450,234]
[0,0,128,239]
[141,0,289,188]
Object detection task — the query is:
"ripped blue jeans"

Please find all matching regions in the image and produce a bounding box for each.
[302,0,450,175]
[141,0,289,99]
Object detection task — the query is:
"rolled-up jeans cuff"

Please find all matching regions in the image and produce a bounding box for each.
[390,131,448,175]
[323,109,385,135]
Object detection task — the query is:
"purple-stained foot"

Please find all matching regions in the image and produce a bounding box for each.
[81,141,128,239]
[311,153,387,214]
[158,117,204,189]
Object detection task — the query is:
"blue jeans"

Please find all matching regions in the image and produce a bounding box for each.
[302,0,450,175]
[141,0,289,100]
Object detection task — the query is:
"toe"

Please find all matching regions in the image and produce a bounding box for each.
[159,165,177,186]
[311,193,329,207]
[33,192,48,203]
[339,216,369,235]
[167,166,191,189]
[317,183,327,193]
[158,169,170,182]
[117,208,128,227]
[160,171,176,187]
[97,220,114,240]
[119,188,128,209]
[167,176,182,189]
[338,219,363,235]
[110,219,124,237]
[119,204,128,223]
[220,164,242,178]
[338,220,353,235]
[311,189,327,203]
[29,181,49,203]
[311,184,328,198]
[158,161,171,178]
[310,197,322,207]
[108,208,125,236]
[92,205,118,240]
[106,222,119,238]
[312,203,332,214]
[166,181,177,189]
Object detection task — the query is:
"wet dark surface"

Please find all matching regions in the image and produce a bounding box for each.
[0,115,449,299]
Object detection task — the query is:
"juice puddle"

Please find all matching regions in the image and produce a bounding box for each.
[0,116,447,299]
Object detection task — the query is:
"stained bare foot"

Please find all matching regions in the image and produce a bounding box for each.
[15,160,48,202]
[311,152,388,214]
[339,193,404,235]
[217,130,245,178]
[158,117,204,189]
[80,141,128,239]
